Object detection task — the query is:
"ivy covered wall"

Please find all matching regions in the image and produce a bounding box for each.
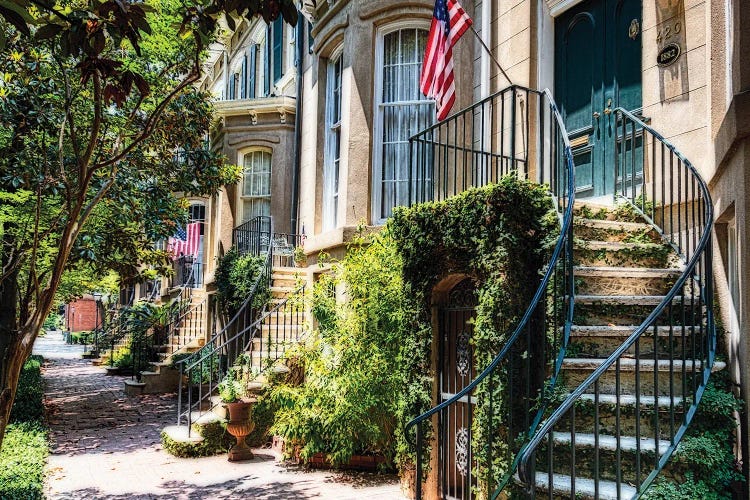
[269,176,557,475]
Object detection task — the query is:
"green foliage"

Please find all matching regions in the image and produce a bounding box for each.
[161,420,233,458]
[389,177,555,475]
[215,247,269,313]
[271,225,409,468]
[271,178,555,476]
[10,355,44,424]
[0,356,48,499]
[42,313,62,331]
[644,375,744,499]
[0,422,47,500]
[218,372,246,403]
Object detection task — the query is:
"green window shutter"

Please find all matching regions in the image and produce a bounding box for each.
[272,17,283,84]
[264,25,272,96]
[247,45,256,99]
[241,55,247,98]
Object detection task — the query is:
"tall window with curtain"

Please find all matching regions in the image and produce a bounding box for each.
[323,54,343,231]
[240,150,272,222]
[376,27,433,221]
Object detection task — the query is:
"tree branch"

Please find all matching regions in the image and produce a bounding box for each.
[93,65,201,171]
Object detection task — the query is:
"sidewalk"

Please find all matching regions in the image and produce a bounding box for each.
[37,332,403,499]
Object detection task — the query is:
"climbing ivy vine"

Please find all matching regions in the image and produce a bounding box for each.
[269,176,557,476]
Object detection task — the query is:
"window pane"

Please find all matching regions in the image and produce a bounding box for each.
[241,151,272,222]
[378,28,432,219]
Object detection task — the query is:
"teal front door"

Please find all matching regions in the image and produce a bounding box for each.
[555,0,642,198]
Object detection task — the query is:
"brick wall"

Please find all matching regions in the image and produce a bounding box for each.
[64,297,101,332]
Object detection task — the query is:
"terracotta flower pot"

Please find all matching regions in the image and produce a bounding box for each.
[224,399,256,462]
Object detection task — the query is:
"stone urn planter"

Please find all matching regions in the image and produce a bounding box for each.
[225,399,256,462]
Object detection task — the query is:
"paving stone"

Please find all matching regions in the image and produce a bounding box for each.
[36,331,404,499]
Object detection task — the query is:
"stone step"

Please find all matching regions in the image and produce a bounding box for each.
[556,392,690,441]
[272,266,304,275]
[575,294,693,306]
[573,295,699,326]
[568,325,701,358]
[270,286,295,298]
[574,267,682,296]
[272,277,300,288]
[574,218,660,243]
[539,431,666,486]
[574,240,673,268]
[250,337,298,350]
[577,393,686,407]
[528,471,637,500]
[162,425,204,445]
[561,358,725,396]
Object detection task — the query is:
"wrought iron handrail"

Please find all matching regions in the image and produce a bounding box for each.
[517,108,716,498]
[174,217,275,428]
[405,85,576,498]
[177,281,307,432]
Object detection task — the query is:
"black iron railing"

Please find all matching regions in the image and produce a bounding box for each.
[175,250,275,431]
[516,108,716,498]
[177,282,306,433]
[405,86,576,499]
[233,216,272,256]
[233,215,303,267]
[409,85,540,206]
[129,282,200,382]
[175,256,203,288]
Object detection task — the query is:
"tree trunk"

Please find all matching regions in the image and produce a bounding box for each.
[0,233,23,450]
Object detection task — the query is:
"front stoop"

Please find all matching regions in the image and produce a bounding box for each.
[531,203,725,498]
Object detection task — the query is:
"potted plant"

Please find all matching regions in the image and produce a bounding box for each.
[218,372,256,461]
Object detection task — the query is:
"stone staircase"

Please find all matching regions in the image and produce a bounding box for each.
[528,203,725,499]
[162,265,308,455]
[125,291,208,396]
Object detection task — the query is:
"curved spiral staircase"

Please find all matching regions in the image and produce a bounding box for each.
[406,87,719,499]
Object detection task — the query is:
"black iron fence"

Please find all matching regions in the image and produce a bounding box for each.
[517,108,716,498]
[405,86,577,498]
[233,215,303,267]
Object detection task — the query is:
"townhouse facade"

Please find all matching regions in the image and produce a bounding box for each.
[165,0,749,496]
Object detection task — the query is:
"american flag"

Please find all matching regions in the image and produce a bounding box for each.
[420,0,473,120]
[168,222,201,258]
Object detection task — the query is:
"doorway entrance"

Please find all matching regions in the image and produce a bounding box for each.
[555,0,642,199]
[438,278,477,499]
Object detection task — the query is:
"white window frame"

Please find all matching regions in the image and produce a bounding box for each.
[372,21,433,224]
[323,48,344,231]
[238,149,273,223]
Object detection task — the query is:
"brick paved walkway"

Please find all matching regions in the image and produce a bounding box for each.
[37,332,403,499]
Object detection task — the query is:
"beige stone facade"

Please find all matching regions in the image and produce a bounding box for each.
[178,0,748,489]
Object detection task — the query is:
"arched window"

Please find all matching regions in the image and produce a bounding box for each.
[240,150,272,222]
[373,25,433,222]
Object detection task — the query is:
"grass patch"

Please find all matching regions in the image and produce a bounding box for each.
[0,355,49,500]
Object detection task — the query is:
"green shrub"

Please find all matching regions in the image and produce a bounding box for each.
[270,178,555,475]
[215,247,269,313]
[0,356,49,499]
[161,420,232,458]
[10,356,44,424]
[0,422,47,500]
[271,226,408,468]
[643,375,744,499]
[43,313,63,331]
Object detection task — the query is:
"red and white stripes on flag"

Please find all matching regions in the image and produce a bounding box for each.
[420,0,473,121]
[168,222,201,259]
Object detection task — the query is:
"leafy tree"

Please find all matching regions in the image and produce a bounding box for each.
[0,0,298,447]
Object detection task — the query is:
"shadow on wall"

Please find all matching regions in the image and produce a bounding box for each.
[655,0,690,101]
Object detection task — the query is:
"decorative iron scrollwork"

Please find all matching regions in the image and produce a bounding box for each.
[449,278,477,308]
[455,427,469,476]
[456,330,471,376]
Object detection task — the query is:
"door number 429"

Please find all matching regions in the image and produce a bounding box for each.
[656,21,682,44]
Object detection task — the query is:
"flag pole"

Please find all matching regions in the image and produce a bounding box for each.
[468,24,513,86]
